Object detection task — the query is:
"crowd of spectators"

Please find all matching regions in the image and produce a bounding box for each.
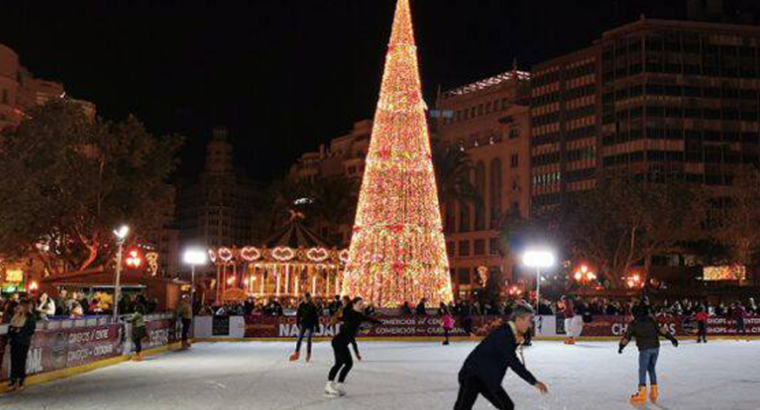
[0,289,160,323]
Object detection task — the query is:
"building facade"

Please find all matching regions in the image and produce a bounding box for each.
[0,42,95,130]
[434,70,533,299]
[530,17,760,213]
[176,127,257,279]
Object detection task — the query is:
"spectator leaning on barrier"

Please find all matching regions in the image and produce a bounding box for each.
[177,296,193,349]
[8,299,36,392]
[129,304,148,361]
[36,292,56,321]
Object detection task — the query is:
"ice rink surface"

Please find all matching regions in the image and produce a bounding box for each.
[1,339,759,410]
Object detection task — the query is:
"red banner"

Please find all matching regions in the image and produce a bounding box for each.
[243,315,501,338]
[578,315,760,337]
[0,323,123,382]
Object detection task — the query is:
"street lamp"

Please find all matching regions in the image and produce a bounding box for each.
[522,248,555,312]
[112,225,129,320]
[183,248,207,305]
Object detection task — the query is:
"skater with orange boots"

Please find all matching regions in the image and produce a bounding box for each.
[290,292,319,362]
[619,306,679,405]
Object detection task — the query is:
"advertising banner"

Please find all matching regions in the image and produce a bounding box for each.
[243,315,503,339]
[0,323,123,382]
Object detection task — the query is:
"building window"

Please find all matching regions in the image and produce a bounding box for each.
[445,201,456,234]
[459,203,471,232]
[446,241,455,257]
[510,154,519,168]
[509,129,520,139]
[475,162,486,231]
[474,239,486,256]
[489,158,502,229]
[459,240,471,257]
[458,268,471,284]
[1,89,7,104]
[489,238,501,255]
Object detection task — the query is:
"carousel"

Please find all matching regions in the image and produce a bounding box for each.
[208,216,349,304]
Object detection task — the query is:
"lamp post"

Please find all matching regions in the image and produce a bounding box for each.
[183,248,208,305]
[112,225,130,321]
[522,248,555,312]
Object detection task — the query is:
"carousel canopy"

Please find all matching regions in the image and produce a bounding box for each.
[263,217,331,249]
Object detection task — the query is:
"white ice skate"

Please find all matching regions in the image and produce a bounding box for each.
[335,382,347,396]
[324,381,344,397]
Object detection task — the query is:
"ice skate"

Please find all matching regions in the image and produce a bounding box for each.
[289,351,300,362]
[324,381,342,397]
[132,352,143,362]
[335,382,347,396]
[650,385,658,402]
[630,386,647,405]
[306,352,312,362]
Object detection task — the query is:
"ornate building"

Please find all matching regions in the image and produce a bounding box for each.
[176,127,257,280]
[433,69,533,299]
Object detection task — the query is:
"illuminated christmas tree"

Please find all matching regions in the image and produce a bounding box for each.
[342,0,453,307]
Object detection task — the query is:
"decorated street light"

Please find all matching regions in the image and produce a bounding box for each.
[183,248,208,304]
[573,264,597,284]
[112,225,129,320]
[522,248,555,311]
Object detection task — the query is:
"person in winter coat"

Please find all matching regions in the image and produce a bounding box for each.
[619,308,679,405]
[695,305,709,343]
[8,299,36,391]
[290,292,319,362]
[442,307,454,345]
[324,297,382,397]
[176,296,193,349]
[130,304,148,361]
[454,303,548,409]
[731,303,747,339]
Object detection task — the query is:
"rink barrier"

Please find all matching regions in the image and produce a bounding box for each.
[0,313,181,394]
[0,341,183,394]
[193,314,760,340]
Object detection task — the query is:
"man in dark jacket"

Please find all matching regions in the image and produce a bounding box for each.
[619,310,678,405]
[454,303,549,410]
[290,293,319,362]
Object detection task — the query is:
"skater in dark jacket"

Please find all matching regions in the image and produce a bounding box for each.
[8,300,36,391]
[290,293,319,362]
[324,297,381,397]
[454,303,548,410]
[619,308,678,405]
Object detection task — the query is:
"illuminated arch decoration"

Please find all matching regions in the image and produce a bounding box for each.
[207,218,348,304]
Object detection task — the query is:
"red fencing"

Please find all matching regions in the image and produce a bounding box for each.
[0,315,178,382]
[578,315,760,337]
[241,314,760,339]
[243,315,502,338]
[0,323,123,382]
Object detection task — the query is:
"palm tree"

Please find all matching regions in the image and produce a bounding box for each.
[432,142,480,211]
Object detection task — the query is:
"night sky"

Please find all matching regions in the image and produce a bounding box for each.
[2,1,758,182]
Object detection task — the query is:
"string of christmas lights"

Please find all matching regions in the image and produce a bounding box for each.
[341,0,453,307]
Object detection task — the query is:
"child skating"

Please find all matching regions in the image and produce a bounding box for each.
[441,307,454,345]
[454,303,548,410]
[619,308,679,405]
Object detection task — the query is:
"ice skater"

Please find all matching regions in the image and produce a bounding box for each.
[324,297,382,397]
[559,295,578,344]
[619,307,679,405]
[454,303,549,410]
[442,306,454,345]
[731,302,747,340]
[695,305,709,343]
[290,292,319,362]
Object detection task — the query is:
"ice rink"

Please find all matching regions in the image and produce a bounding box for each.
[1,339,759,410]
